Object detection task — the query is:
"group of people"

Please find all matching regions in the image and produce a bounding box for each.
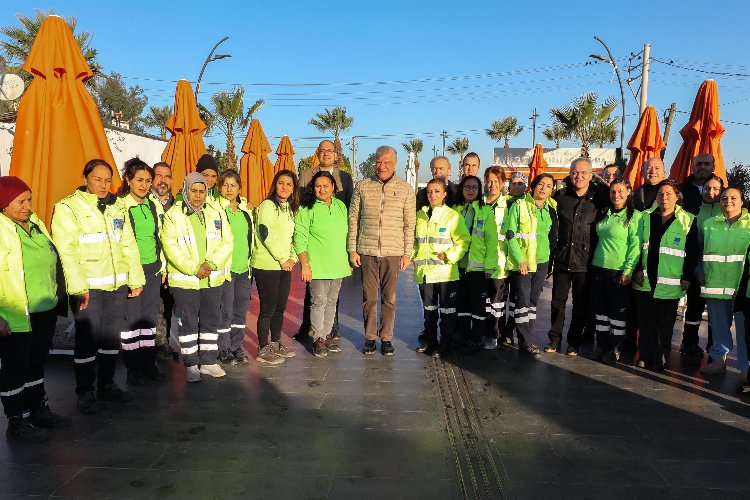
[1,138,748,445]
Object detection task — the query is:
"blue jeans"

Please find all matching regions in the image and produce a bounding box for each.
[706,298,748,370]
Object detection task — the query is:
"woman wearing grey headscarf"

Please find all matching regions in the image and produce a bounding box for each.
[161,173,234,383]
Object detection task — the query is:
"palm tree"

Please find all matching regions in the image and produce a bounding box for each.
[142,105,172,140]
[446,137,470,167]
[549,92,619,158]
[485,116,524,148]
[402,138,424,186]
[542,122,569,149]
[0,10,102,86]
[308,106,354,141]
[590,116,618,148]
[209,86,250,170]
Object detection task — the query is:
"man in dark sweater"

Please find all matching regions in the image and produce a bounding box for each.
[416,156,459,209]
[545,158,608,355]
[632,157,665,211]
[679,153,716,215]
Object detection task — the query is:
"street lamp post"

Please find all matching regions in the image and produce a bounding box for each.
[195,37,232,100]
[590,36,626,163]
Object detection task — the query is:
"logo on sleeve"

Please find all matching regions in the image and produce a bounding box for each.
[112,218,124,231]
[214,219,222,230]
[439,227,447,233]
[673,237,681,245]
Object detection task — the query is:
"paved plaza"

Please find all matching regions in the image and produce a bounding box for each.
[1,269,749,499]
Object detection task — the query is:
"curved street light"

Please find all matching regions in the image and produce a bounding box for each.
[590,36,626,163]
[195,36,231,100]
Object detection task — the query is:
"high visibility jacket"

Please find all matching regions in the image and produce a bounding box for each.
[411,205,470,284]
[592,208,642,275]
[633,206,694,299]
[217,195,254,279]
[502,193,539,272]
[485,195,508,279]
[696,202,722,236]
[452,201,498,274]
[121,193,166,274]
[701,210,750,300]
[52,189,145,296]
[0,213,57,332]
[161,200,234,289]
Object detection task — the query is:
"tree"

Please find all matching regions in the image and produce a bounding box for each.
[0,10,102,87]
[143,105,172,140]
[446,137,470,166]
[542,122,568,149]
[95,72,148,131]
[358,152,377,178]
[486,116,523,148]
[402,138,424,186]
[590,116,618,148]
[308,106,354,140]
[727,162,750,196]
[549,92,619,158]
[209,86,250,170]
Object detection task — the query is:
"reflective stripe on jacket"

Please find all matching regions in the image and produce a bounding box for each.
[452,201,498,274]
[502,193,539,272]
[52,189,145,295]
[161,200,234,289]
[485,195,508,279]
[633,206,694,299]
[411,205,470,284]
[701,210,750,300]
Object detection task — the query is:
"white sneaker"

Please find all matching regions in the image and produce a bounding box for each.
[199,364,227,378]
[482,337,498,350]
[186,365,201,383]
[700,356,726,375]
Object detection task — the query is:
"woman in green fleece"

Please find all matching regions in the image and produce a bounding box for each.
[294,171,351,358]
[590,178,641,364]
[118,158,166,386]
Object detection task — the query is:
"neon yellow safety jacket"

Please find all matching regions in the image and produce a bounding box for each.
[484,195,508,279]
[502,193,539,273]
[52,189,145,296]
[411,205,470,284]
[452,201,498,274]
[696,202,722,236]
[0,213,56,332]
[161,200,234,289]
[701,210,750,300]
[633,206,694,299]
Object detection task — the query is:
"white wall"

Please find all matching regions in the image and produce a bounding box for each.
[0,124,13,176]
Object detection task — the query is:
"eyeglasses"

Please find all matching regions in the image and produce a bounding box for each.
[319,148,335,154]
[463,185,479,191]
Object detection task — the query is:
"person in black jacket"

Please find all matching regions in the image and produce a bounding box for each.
[544,158,608,355]
[416,156,459,210]
[679,153,716,215]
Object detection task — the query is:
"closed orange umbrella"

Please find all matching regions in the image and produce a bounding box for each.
[624,106,666,188]
[669,79,726,183]
[527,143,548,184]
[239,118,274,207]
[161,79,207,192]
[9,16,118,226]
[308,147,320,169]
[274,135,296,174]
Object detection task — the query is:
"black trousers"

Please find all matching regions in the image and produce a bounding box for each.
[511,262,548,346]
[72,287,128,394]
[548,270,589,348]
[624,288,639,349]
[484,278,506,340]
[457,271,488,344]
[636,291,679,366]
[590,266,630,350]
[219,272,253,351]
[0,309,56,418]
[172,286,222,367]
[682,281,712,349]
[156,282,174,348]
[300,283,340,336]
[420,281,458,344]
[121,262,161,371]
[254,269,292,348]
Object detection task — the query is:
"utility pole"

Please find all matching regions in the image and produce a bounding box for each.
[661,103,677,159]
[351,136,358,172]
[441,130,447,156]
[639,43,651,117]
[432,145,438,158]
[530,108,539,147]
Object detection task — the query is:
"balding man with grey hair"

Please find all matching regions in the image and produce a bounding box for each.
[545,157,608,355]
[632,157,665,211]
[348,145,416,355]
[416,155,459,209]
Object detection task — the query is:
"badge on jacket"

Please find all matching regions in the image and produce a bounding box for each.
[113,218,124,231]
[214,219,222,230]
[673,237,681,245]
[439,227,447,233]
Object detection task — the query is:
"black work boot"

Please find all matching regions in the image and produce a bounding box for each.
[6,414,49,443]
[30,398,72,428]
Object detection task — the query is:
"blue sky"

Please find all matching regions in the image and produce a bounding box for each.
[3,0,749,176]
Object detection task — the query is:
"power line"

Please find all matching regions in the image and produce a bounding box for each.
[674,109,750,126]
[651,58,750,78]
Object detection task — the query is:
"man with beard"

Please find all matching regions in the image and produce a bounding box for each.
[152,162,175,359]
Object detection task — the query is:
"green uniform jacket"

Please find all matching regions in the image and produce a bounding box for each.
[0,213,57,332]
[52,189,145,296]
[451,201,498,274]
[701,210,750,300]
[696,202,722,236]
[251,199,298,271]
[502,193,539,272]
[161,200,234,289]
[592,208,642,275]
[484,195,509,280]
[411,205,470,284]
[218,196,254,279]
[121,193,166,275]
[293,198,351,280]
[633,206,694,299]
